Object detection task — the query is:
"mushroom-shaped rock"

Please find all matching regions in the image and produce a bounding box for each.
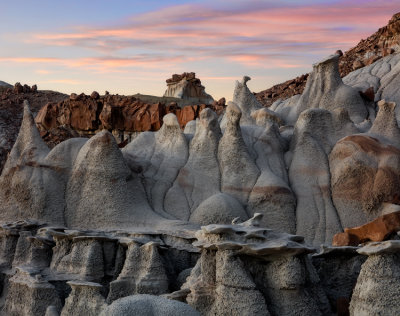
[100,294,200,316]
[61,281,106,316]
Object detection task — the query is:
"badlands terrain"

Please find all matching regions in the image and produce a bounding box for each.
[0,11,400,316]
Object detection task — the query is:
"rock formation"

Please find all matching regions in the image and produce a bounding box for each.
[35,93,225,149]
[163,72,214,104]
[255,12,400,107]
[350,241,400,316]
[0,83,67,173]
[3,23,400,313]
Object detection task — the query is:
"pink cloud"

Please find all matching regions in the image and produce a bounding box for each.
[7,1,400,70]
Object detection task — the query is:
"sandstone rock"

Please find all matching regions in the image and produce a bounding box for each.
[66,130,163,230]
[342,211,400,243]
[61,281,106,316]
[108,241,168,302]
[218,103,260,205]
[164,109,223,220]
[164,72,213,104]
[330,101,400,229]
[332,232,360,247]
[5,268,62,316]
[290,108,358,245]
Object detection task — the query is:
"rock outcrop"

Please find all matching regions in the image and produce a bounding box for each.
[180,215,328,316]
[163,72,214,104]
[271,52,368,125]
[35,93,225,148]
[329,100,400,229]
[0,84,67,173]
[255,12,400,107]
[3,22,400,313]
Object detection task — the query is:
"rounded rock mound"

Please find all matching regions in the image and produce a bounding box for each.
[100,294,200,316]
[189,193,248,225]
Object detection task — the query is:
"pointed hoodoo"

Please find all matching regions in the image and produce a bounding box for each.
[165,108,223,221]
[3,100,49,170]
[286,52,368,125]
[65,130,162,230]
[369,100,400,147]
[0,101,67,225]
[218,102,260,205]
[232,76,264,125]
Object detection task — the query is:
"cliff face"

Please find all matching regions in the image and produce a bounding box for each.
[35,93,225,148]
[256,12,400,106]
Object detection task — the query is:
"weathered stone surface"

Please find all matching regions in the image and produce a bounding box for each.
[164,72,213,104]
[350,252,400,316]
[101,294,200,316]
[330,101,400,229]
[332,232,360,247]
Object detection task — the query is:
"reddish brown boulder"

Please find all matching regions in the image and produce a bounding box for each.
[344,211,400,243]
[332,232,360,247]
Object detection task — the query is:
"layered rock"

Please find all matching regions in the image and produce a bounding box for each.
[330,100,400,229]
[181,215,329,316]
[255,13,400,107]
[164,72,213,104]
[289,108,358,245]
[35,93,225,148]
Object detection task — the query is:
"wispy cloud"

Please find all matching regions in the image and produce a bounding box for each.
[0,0,398,97]
[20,0,397,70]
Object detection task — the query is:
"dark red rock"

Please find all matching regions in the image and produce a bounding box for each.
[332,232,360,247]
[359,87,375,102]
[14,82,23,94]
[344,211,400,243]
[90,91,100,100]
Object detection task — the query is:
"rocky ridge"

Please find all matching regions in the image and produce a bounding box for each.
[256,12,400,106]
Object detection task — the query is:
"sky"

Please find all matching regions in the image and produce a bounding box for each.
[0,0,398,100]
